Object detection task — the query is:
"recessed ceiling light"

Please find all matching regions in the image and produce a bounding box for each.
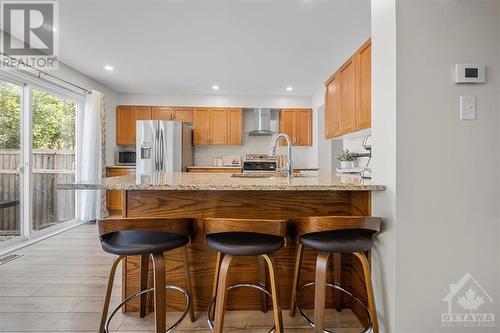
[286,86,293,92]
[104,65,114,71]
[212,85,220,90]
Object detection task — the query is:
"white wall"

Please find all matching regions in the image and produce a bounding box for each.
[117,93,311,109]
[371,0,397,331]
[117,93,318,168]
[394,1,499,332]
[51,62,118,166]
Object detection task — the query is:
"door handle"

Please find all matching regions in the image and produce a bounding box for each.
[155,128,159,171]
[160,129,165,170]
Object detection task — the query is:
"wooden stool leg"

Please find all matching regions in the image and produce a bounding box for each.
[333,253,342,312]
[99,256,124,333]
[139,255,149,318]
[290,243,304,316]
[354,252,379,333]
[151,253,166,333]
[183,246,196,322]
[209,252,223,321]
[214,254,233,333]
[258,256,268,313]
[314,251,330,333]
[262,254,284,333]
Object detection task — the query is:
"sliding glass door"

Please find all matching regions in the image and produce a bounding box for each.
[0,76,81,250]
[31,89,77,232]
[0,80,23,244]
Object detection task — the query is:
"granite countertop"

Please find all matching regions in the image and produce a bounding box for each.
[60,171,386,191]
[187,166,242,169]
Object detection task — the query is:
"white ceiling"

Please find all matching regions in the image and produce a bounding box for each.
[57,0,371,96]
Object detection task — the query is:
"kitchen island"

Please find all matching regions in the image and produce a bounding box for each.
[61,171,385,324]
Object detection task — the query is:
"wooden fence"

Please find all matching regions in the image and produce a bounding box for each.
[0,150,75,236]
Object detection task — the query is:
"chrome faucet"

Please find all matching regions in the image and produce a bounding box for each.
[269,133,293,177]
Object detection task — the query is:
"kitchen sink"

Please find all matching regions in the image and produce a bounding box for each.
[231,173,275,179]
[231,172,309,179]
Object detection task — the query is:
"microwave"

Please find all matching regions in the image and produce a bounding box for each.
[116,151,136,165]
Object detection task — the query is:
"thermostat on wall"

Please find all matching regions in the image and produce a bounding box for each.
[455,64,485,83]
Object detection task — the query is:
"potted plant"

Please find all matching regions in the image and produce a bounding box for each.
[337,149,356,169]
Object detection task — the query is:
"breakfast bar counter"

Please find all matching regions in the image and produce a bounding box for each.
[62,171,385,192]
[61,171,385,325]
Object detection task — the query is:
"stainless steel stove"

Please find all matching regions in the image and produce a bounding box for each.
[242,154,277,173]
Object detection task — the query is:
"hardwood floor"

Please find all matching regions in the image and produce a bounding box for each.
[0,223,362,332]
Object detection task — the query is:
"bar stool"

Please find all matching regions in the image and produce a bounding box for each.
[289,216,381,333]
[97,218,197,333]
[205,218,287,333]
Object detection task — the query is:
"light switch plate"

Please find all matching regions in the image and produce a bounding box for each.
[460,96,476,120]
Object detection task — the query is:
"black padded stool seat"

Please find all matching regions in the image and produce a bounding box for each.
[100,230,189,256]
[299,229,374,253]
[206,231,285,256]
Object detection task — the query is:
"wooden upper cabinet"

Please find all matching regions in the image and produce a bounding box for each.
[356,40,372,130]
[210,109,228,145]
[227,109,243,145]
[295,109,312,146]
[280,109,312,146]
[116,106,135,145]
[151,107,194,122]
[325,75,341,139]
[339,58,356,135]
[135,106,152,120]
[193,108,212,145]
[193,108,242,145]
[279,109,295,145]
[173,108,194,122]
[324,38,371,138]
[116,106,151,145]
[152,106,173,120]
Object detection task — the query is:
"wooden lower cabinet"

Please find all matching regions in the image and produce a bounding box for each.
[106,167,135,216]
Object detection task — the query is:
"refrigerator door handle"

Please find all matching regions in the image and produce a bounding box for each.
[160,129,165,170]
[154,127,159,171]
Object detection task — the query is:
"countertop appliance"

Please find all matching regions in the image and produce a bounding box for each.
[136,121,193,179]
[222,155,241,167]
[116,150,136,166]
[242,154,277,173]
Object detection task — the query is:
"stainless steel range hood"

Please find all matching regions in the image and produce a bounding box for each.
[248,108,275,136]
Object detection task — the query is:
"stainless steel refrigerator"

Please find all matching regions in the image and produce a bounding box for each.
[136,121,193,179]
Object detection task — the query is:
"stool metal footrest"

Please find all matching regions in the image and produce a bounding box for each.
[105,285,190,333]
[207,283,277,333]
[295,282,372,333]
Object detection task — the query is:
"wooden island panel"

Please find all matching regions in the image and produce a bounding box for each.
[118,189,372,325]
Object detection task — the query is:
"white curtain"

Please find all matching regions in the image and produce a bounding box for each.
[79,90,107,221]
